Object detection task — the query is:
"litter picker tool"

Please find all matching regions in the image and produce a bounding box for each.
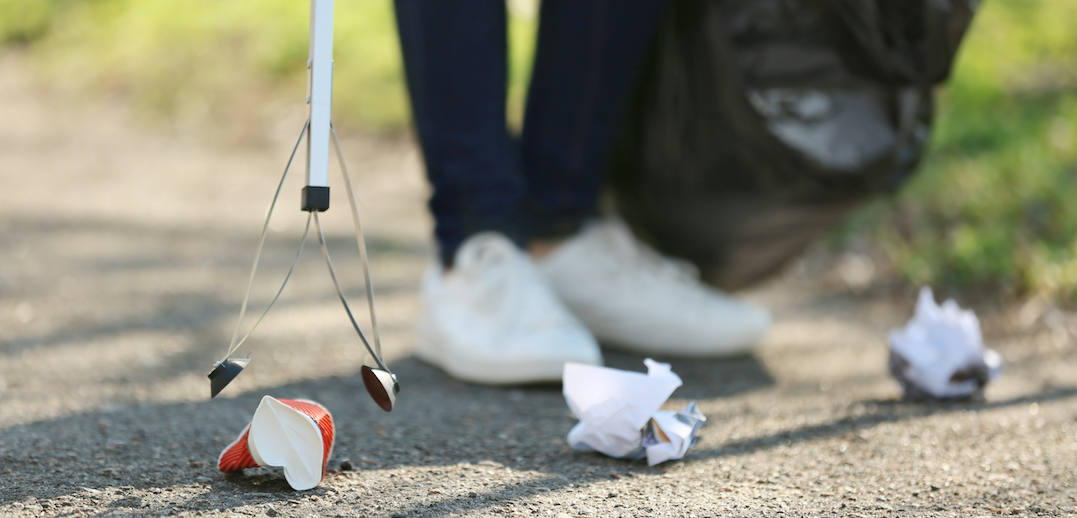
[208,0,399,411]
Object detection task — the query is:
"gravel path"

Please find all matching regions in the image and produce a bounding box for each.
[2,50,1077,517]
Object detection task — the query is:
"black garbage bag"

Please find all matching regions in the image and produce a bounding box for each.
[609,0,977,290]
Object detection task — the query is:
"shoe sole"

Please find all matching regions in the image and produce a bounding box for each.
[578,311,770,358]
[596,338,759,358]
[414,339,598,385]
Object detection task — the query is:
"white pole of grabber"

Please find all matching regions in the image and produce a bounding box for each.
[304,0,334,210]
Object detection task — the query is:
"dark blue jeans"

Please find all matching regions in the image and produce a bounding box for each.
[393,0,667,266]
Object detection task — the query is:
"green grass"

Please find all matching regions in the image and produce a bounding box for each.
[6,0,536,133]
[0,0,52,44]
[3,0,1077,301]
[841,0,1077,301]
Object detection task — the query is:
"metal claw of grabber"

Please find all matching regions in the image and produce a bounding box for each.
[362,366,399,412]
[207,0,399,410]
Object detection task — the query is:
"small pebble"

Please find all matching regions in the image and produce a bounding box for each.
[340,460,354,471]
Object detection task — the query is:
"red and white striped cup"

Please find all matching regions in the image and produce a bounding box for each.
[218,396,335,490]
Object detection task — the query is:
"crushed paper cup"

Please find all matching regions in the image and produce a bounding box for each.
[564,359,705,466]
[888,287,1003,400]
[218,396,335,490]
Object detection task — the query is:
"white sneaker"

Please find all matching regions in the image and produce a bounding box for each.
[416,232,603,384]
[535,219,771,357]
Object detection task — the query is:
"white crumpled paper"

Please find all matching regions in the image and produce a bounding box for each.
[564,359,705,466]
[888,287,1003,400]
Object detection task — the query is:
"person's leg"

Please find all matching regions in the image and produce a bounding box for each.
[394,0,602,383]
[521,0,772,357]
[393,0,524,267]
[521,0,668,242]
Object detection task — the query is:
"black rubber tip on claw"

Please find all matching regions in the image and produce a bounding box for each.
[362,365,399,412]
[208,358,251,398]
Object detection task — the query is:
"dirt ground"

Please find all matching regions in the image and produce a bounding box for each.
[2,50,1077,517]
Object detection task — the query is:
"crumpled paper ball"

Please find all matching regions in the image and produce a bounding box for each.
[563,359,705,465]
[888,287,1003,400]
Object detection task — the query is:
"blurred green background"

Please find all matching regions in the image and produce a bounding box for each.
[0,0,539,132]
[2,0,1076,302]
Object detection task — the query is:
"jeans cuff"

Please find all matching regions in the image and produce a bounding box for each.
[438,214,529,267]
[528,210,592,241]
